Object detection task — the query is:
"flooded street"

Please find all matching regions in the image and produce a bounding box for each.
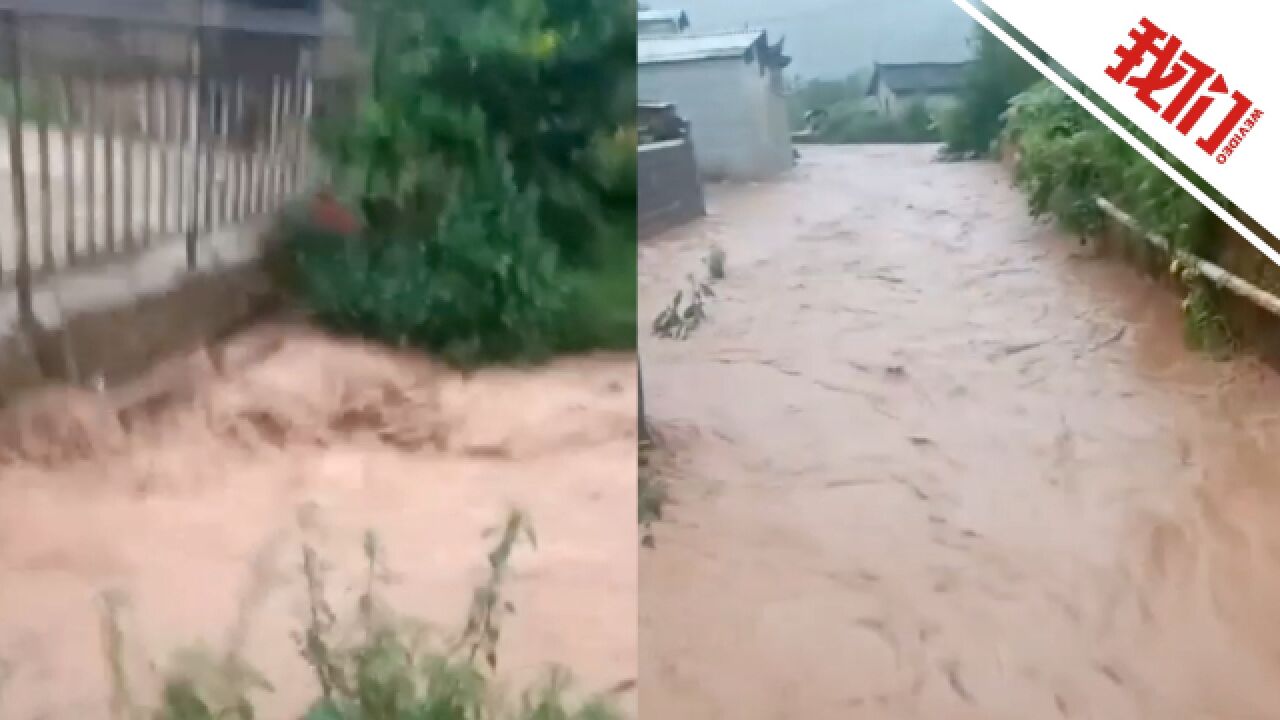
[0,325,637,718]
[640,145,1280,719]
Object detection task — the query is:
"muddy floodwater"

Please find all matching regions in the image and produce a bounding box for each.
[640,145,1280,719]
[0,325,637,718]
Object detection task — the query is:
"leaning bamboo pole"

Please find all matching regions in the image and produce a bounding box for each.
[1095,196,1280,318]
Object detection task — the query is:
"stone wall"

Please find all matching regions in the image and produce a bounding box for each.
[639,138,705,240]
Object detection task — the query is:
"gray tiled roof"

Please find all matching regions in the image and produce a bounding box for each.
[868,62,970,95]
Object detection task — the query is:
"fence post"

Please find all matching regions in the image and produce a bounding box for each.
[294,44,315,194]
[185,30,201,269]
[84,75,97,259]
[61,75,77,263]
[103,72,117,255]
[3,10,34,323]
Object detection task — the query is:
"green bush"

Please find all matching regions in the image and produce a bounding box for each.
[334,0,635,265]
[291,148,617,365]
[785,71,871,129]
[805,99,938,144]
[1004,81,1218,255]
[938,23,1042,156]
[291,0,637,366]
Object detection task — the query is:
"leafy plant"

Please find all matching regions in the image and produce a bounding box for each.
[1004,80,1220,255]
[102,511,622,720]
[289,149,569,365]
[785,71,872,129]
[938,22,1042,156]
[334,0,636,265]
[651,275,714,341]
[289,0,637,366]
[1175,263,1235,359]
[799,99,939,144]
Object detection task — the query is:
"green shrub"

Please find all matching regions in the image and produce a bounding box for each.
[939,23,1042,156]
[335,0,635,266]
[1004,81,1218,254]
[785,71,871,129]
[807,100,938,144]
[289,149,571,366]
[290,0,637,365]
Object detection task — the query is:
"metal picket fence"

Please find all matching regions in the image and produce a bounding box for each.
[0,1,342,313]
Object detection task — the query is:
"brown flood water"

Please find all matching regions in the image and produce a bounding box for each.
[640,145,1280,719]
[0,325,637,718]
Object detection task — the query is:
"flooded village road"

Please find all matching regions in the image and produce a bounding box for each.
[640,145,1280,719]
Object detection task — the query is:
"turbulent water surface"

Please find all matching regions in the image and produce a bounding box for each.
[641,145,1280,720]
[0,325,637,718]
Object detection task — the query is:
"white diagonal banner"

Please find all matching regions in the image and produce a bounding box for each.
[954,1,1280,268]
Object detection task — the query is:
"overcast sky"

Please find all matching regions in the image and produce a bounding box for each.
[666,0,976,80]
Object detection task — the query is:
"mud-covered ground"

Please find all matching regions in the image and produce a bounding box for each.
[0,323,637,718]
[641,145,1280,719]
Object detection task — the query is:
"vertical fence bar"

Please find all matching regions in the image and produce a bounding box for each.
[61,75,77,263]
[3,10,32,317]
[252,78,269,216]
[296,61,314,194]
[202,77,216,235]
[264,74,281,212]
[214,81,225,225]
[36,76,54,272]
[216,80,231,227]
[142,74,154,246]
[279,74,295,199]
[103,75,117,254]
[234,77,247,223]
[185,32,201,268]
[122,79,136,251]
[158,76,171,235]
[84,75,97,258]
[179,71,192,259]
[276,77,293,206]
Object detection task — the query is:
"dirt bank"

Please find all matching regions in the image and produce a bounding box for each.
[641,145,1280,719]
[0,323,637,718]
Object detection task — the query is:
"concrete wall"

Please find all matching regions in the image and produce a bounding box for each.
[639,57,793,181]
[0,218,278,401]
[638,138,705,239]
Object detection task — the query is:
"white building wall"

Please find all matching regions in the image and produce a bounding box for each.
[751,64,796,176]
[639,57,792,181]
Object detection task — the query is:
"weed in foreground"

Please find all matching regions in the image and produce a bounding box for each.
[100,511,621,720]
[652,275,716,341]
[1175,263,1236,360]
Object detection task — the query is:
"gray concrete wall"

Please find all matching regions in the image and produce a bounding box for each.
[0,216,278,400]
[639,137,705,239]
[639,57,793,181]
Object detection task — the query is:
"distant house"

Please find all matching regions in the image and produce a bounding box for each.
[638,17,793,181]
[638,7,690,37]
[867,61,969,118]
